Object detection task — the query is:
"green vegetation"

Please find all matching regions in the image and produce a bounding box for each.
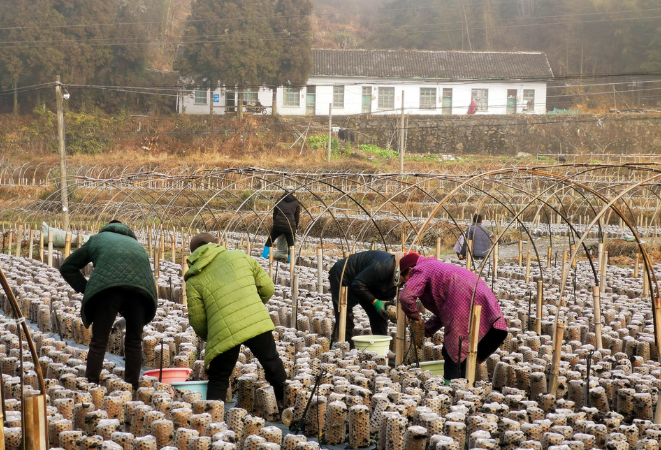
[360,144,399,158]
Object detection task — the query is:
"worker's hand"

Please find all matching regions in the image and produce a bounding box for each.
[372,299,390,320]
[410,313,424,325]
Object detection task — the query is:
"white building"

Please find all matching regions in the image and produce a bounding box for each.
[178,49,554,116]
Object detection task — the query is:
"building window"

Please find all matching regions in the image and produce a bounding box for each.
[378,87,395,110]
[194,89,207,105]
[420,87,437,109]
[283,87,300,107]
[442,88,452,114]
[471,89,488,111]
[243,87,258,105]
[333,86,344,108]
[523,89,535,111]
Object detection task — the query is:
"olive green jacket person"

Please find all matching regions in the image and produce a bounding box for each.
[185,244,275,369]
[59,223,158,327]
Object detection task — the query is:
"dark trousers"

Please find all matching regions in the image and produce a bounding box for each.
[264,225,295,249]
[206,331,287,402]
[329,267,389,348]
[443,326,507,380]
[86,287,150,388]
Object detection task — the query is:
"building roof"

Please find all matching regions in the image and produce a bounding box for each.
[312,49,554,80]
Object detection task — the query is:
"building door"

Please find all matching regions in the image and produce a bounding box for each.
[362,87,372,113]
[306,86,316,115]
[226,90,236,113]
[507,89,517,114]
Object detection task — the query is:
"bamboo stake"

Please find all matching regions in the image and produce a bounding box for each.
[15,224,22,257]
[593,286,603,350]
[518,240,523,266]
[653,297,661,424]
[317,248,324,294]
[154,251,160,281]
[181,255,188,307]
[39,231,44,263]
[466,305,482,388]
[64,233,71,258]
[171,235,176,263]
[401,231,405,252]
[47,230,53,268]
[549,321,566,396]
[268,247,274,280]
[148,230,153,254]
[76,234,82,250]
[466,239,473,271]
[492,243,499,279]
[338,286,348,342]
[23,393,47,450]
[28,229,34,260]
[634,253,640,278]
[7,229,12,255]
[290,246,296,281]
[292,274,299,329]
[536,280,543,335]
[561,250,568,283]
[570,243,576,269]
[601,251,608,295]
[643,261,650,298]
[435,236,441,260]
[547,246,552,269]
[525,245,531,284]
[395,298,406,366]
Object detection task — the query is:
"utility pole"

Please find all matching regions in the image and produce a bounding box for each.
[55,75,70,231]
[400,90,405,174]
[327,103,332,163]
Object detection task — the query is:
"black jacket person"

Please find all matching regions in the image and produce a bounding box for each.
[329,250,405,346]
[261,186,301,258]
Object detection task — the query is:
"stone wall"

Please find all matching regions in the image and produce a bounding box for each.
[322,113,661,156]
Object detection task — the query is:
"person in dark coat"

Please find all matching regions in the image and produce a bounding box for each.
[59,220,157,389]
[261,186,301,259]
[458,214,493,260]
[329,250,417,347]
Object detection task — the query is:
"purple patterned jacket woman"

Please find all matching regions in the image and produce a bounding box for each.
[399,256,508,379]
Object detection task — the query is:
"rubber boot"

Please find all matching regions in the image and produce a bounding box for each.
[261,246,270,259]
[288,255,290,263]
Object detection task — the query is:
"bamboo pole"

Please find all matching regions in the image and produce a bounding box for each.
[171,234,176,263]
[181,255,188,307]
[634,253,640,278]
[593,286,603,350]
[466,305,482,387]
[290,246,296,282]
[549,321,566,396]
[492,243,498,279]
[292,274,299,329]
[525,245,531,284]
[39,231,44,263]
[76,234,82,250]
[435,237,441,260]
[643,262,650,298]
[148,230,153,254]
[23,394,47,450]
[570,243,576,269]
[601,250,608,295]
[401,231,405,252]
[466,239,473,271]
[64,233,71,258]
[47,230,53,268]
[338,286,348,342]
[28,229,34,260]
[561,250,568,283]
[7,229,12,255]
[536,280,543,335]
[395,298,406,366]
[653,297,661,424]
[15,224,22,257]
[317,248,324,294]
[547,246,552,269]
[268,247,274,280]
[154,251,160,281]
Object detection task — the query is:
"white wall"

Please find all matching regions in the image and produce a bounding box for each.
[179,78,548,115]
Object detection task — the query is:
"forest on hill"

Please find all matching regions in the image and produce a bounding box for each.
[0,0,659,114]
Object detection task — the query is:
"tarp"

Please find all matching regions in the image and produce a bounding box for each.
[41,222,91,248]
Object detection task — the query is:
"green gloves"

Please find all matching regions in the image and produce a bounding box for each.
[372,299,391,320]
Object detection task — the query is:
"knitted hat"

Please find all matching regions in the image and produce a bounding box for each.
[399,252,420,274]
[190,232,217,252]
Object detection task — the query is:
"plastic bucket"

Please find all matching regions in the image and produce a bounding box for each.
[351,335,392,359]
[171,380,209,400]
[418,360,445,377]
[143,368,192,385]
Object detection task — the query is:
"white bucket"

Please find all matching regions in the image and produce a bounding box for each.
[418,360,445,377]
[351,335,392,359]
